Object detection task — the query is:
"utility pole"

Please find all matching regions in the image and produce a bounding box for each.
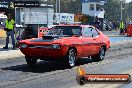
[121,1,123,20]
[120,0,125,20]
[47,8,49,27]
[55,0,58,23]
[59,0,60,24]
[56,0,58,14]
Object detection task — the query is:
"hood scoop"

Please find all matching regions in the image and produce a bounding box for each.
[42,35,70,39]
[42,35,59,39]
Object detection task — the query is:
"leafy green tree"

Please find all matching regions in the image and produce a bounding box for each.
[127,2,132,20]
[40,0,81,13]
[21,0,131,21]
[103,0,121,21]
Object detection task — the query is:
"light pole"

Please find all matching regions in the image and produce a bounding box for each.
[120,0,125,20]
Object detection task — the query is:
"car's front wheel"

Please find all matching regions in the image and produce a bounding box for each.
[25,56,37,66]
[92,47,105,62]
[66,49,77,68]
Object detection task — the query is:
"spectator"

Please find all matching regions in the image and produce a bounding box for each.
[3,14,15,49]
[94,16,101,29]
[119,20,125,35]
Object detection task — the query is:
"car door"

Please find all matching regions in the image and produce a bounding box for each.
[70,27,83,57]
[82,27,95,57]
[91,28,101,54]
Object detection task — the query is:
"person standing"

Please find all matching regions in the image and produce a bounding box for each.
[119,20,124,35]
[3,14,15,49]
[94,16,101,29]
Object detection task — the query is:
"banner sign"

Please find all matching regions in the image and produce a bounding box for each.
[20,12,48,24]
[81,0,107,3]
[0,0,15,8]
[54,13,74,23]
[14,1,39,7]
[0,1,8,8]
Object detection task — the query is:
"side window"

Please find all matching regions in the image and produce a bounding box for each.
[72,29,81,35]
[92,28,99,37]
[96,4,101,11]
[90,4,94,10]
[82,27,92,37]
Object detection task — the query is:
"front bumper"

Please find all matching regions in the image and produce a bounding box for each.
[20,45,68,59]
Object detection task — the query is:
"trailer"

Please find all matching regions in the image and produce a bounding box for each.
[14,1,54,39]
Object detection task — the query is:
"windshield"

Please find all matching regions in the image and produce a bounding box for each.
[47,26,82,36]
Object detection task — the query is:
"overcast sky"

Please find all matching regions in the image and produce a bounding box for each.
[126,0,132,3]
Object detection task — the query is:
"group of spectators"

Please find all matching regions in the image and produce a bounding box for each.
[109,20,128,34]
[93,17,129,35]
[109,21,118,30]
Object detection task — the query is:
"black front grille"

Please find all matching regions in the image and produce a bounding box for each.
[30,38,54,42]
[28,45,52,49]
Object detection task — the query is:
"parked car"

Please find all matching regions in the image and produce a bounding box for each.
[17,24,110,68]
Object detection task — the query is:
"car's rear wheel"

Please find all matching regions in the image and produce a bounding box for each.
[66,49,76,68]
[25,56,37,66]
[92,47,105,62]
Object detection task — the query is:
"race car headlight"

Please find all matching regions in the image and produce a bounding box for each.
[52,44,60,49]
[20,44,27,48]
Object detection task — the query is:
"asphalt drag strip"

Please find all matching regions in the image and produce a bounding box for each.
[0,42,132,88]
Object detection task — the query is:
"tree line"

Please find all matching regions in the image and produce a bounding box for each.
[41,0,132,21]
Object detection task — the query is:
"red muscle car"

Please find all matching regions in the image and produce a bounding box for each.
[18,24,110,68]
